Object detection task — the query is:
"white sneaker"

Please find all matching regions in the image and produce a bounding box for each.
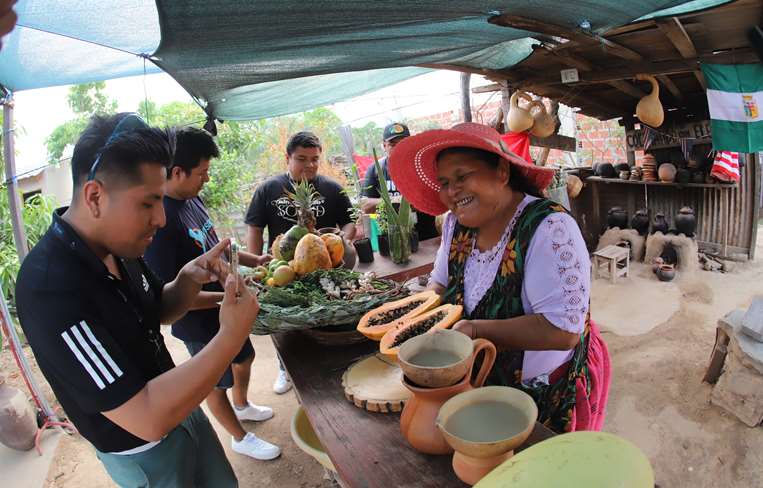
[273,369,293,394]
[235,402,274,422]
[231,432,281,460]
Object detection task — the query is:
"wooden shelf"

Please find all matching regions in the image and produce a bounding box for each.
[585,176,737,190]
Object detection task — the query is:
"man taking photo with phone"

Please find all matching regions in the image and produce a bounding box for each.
[15,113,256,487]
[144,127,280,461]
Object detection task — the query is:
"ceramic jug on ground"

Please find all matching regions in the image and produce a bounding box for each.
[0,377,37,451]
[400,338,497,455]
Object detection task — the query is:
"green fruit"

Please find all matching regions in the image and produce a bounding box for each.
[268,260,286,272]
[475,431,654,488]
[272,265,296,287]
[278,225,309,261]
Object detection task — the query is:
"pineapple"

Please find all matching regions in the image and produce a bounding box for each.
[278,180,321,260]
[287,179,320,232]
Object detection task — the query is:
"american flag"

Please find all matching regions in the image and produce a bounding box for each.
[711,151,740,183]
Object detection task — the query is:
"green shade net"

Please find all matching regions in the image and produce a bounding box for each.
[152,0,710,120]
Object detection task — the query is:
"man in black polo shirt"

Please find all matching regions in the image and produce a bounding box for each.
[15,113,257,487]
[360,122,439,240]
[145,127,279,460]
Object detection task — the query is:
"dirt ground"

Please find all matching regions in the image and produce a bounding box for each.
[3,230,763,487]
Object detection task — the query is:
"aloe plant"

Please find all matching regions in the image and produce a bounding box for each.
[372,149,412,230]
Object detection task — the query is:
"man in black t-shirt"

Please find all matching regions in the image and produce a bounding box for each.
[361,123,440,240]
[15,113,257,487]
[145,127,280,461]
[245,131,356,393]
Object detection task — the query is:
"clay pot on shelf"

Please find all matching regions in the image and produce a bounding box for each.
[607,207,628,229]
[675,169,691,185]
[658,163,677,183]
[656,264,676,282]
[691,171,705,184]
[566,174,583,199]
[652,213,669,234]
[630,209,650,236]
[675,206,696,237]
[615,163,631,174]
[0,377,37,451]
[619,170,630,180]
[597,163,616,179]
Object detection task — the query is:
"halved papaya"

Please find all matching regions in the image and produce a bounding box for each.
[379,304,463,357]
[356,290,441,341]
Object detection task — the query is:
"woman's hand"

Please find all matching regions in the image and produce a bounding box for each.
[452,319,477,339]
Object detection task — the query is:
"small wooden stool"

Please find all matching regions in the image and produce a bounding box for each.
[592,245,630,283]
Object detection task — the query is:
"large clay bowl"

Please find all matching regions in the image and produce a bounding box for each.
[399,329,472,388]
[291,406,336,473]
[436,386,537,459]
[474,431,654,488]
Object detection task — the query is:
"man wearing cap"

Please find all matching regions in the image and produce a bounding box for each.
[361,122,439,240]
[15,113,254,487]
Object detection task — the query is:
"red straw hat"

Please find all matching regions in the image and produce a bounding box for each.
[387,123,555,216]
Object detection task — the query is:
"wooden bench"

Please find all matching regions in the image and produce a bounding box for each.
[592,244,630,283]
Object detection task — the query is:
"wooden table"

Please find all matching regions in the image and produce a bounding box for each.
[273,331,556,488]
[354,237,441,283]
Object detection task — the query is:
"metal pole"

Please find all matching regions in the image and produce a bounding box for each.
[3,94,29,261]
[500,81,511,132]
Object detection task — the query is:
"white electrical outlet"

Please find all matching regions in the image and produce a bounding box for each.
[561,68,579,84]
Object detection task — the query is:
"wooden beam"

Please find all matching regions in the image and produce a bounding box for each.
[530,133,576,152]
[472,83,501,94]
[532,45,646,98]
[488,14,643,61]
[657,17,707,90]
[460,73,472,122]
[511,48,756,87]
[656,74,684,102]
[657,17,697,58]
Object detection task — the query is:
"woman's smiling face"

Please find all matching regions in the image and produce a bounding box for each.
[436,148,510,228]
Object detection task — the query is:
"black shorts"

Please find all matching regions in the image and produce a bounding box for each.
[184,338,254,389]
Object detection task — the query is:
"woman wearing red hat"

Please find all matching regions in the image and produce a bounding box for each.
[388,123,610,433]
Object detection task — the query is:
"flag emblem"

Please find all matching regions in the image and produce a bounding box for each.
[743,95,758,119]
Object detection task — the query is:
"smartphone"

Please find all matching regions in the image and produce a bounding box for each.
[229,240,240,295]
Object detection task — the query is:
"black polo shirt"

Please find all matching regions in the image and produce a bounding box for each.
[15,209,175,453]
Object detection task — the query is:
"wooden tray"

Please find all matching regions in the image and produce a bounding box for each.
[341,353,411,413]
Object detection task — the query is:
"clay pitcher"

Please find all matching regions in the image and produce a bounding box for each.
[400,338,497,455]
[507,91,534,133]
[0,377,37,451]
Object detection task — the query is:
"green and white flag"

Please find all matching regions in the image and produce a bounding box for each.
[701,63,763,153]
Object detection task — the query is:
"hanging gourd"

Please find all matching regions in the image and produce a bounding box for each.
[528,100,557,138]
[507,90,534,133]
[635,74,664,128]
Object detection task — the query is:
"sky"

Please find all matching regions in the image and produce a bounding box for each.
[10,70,496,177]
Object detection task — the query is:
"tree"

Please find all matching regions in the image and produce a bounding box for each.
[45,82,118,163]
[351,122,383,156]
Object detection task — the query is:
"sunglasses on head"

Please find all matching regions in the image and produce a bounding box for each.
[87,113,150,181]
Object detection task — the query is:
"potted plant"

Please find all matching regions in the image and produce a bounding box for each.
[373,151,412,264]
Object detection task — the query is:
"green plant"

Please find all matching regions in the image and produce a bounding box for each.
[0,192,55,315]
[373,150,412,264]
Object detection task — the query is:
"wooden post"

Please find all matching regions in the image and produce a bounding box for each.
[460,73,472,123]
[2,95,28,262]
[623,118,636,167]
[500,81,511,133]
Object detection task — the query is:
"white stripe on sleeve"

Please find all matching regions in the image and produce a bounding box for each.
[61,330,106,390]
[70,325,115,385]
[79,321,124,378]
